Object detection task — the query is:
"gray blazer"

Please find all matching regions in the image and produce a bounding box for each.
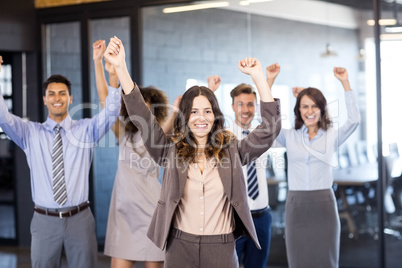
[122,86,281,250]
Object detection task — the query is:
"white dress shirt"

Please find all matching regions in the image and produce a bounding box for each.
[228,123,269,210]
[275,91,360,191]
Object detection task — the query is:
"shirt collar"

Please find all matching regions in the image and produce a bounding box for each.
[44,115,73,131]
[300,124,324,137]
[232,122,252,137]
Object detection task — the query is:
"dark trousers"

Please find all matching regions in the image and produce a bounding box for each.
[236,208,272,268]
[165,228,238,268]
[30,208,97,268]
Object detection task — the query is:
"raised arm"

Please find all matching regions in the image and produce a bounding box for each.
[265,62,280,89]
[104,36,134,95]
[105,59,119,89]
[292,87,305,98]
[333,67,360,146]
[237,57,281,163]
[94,39,124,140]
[161,95,181,135]
[0,56,32,149]
[93,40,108,107]
[238,57,274,102]
[104,58,124,140]
[104,36,171,163]
[333,67,351,92]
[207,75,221,92]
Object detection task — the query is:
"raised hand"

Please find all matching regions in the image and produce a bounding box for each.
[292,87,305,98]
[333,67,348,82]
[239,57,273,102]
[333,67,351,91]
[93,40,106,61]
[238,57,262,76]
[161,94,182,134]
[172,95,182,113]
[207,75,221,92]
[104,37,133,95]
[104,36,125,67]
[266,63,280,81]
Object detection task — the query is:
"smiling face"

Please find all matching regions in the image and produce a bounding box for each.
[43,82,73,123]
[299,95,321,128]
[188,95,215,145]
[232,93,256,129]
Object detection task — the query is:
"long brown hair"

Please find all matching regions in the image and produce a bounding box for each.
[121,86,169,135]
[172,86,234,163]
[294,87,332,130]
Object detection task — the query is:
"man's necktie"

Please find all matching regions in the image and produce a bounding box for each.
[243,130,259,200]
[52,124,67,205]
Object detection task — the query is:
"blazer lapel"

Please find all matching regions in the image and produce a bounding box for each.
[218,153,232,200]
[177,157,189,197]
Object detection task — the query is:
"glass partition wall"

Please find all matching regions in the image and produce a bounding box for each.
[37,0,402,266]
[43,22,83,119]
[377,1,402,267]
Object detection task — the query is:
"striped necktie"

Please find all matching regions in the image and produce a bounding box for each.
[52,124,67,206]
[243,130,259,200]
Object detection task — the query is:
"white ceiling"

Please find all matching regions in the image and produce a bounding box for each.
[221,0,359,29]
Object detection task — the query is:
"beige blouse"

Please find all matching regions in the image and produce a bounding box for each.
[173,157,235,235]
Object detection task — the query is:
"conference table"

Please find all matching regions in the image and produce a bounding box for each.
[333,163,378,186]
[333,163,378,239]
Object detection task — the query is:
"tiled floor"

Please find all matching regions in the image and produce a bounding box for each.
[0,246,147,268]
[2,191,402,267]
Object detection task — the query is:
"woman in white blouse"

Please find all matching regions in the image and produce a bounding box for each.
[266,63,360,268]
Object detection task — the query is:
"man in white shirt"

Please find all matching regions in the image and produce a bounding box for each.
[208,77,272,268]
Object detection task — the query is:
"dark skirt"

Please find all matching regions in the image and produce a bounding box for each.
[285,189,340,268]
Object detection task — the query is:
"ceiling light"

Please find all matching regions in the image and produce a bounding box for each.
[385,25,402,33]
[240,0,273,5]
[380,33,402,40]
[163,1,229,13]
[320,44,338,58]
[367,19,397,26]
[355,48,366,61]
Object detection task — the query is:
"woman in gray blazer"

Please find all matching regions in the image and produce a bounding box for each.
[105,36,281,268]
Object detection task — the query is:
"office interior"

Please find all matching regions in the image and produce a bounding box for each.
[1,0,402,267]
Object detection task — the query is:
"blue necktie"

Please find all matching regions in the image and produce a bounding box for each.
[243,130,259,200]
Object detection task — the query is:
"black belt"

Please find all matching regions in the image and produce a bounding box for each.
[34,201,90,219]
[251,207,269,218]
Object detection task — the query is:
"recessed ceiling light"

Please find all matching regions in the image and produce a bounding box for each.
[163,1,230,14]
[367,19,397,26]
